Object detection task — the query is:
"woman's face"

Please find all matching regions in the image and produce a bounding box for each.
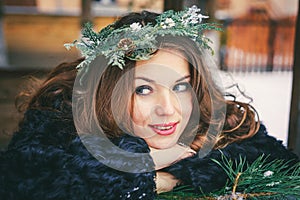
[132,50,193,149]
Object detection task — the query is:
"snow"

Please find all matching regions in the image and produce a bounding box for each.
[229,71,292,145]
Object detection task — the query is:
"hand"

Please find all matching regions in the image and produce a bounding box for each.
[150,144,196,170]
[155,171,180,194]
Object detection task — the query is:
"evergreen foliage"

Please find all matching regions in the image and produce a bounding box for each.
[157,154,300,200]
[64,6,222,72]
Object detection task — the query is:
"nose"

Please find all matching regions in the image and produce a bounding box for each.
[154,88,177,116]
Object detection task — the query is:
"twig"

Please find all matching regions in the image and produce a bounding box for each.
[232,172,242,199]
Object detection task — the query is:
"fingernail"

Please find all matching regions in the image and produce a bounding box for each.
[188,149,196,154]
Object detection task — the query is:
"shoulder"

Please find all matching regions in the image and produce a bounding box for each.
[1,129,155,199]
[7,108,76,149]
[220,124,299,162]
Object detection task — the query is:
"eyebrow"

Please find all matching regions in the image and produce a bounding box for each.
[134,77,155,83]
[176,75,191,82]
[135,75,191,83]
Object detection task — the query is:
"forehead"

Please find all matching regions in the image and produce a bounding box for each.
[135,49,190,82]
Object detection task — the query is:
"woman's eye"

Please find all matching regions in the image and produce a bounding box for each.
[173,82,190,92]
[135,85,153,95]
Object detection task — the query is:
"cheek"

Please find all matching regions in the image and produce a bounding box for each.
[178,94,193,117]
[132,97,152,125]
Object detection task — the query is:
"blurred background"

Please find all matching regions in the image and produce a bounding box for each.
[0,0,299,156]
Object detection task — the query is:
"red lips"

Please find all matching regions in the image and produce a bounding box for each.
[149,122,179,136]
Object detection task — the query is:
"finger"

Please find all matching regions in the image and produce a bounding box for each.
[179,150,195,160]
[187,148,196,155]
[177,143,197,155]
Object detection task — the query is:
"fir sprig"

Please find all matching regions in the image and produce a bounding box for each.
[157,154,300,200]
[213,154,300,199]
[64,5,222,72]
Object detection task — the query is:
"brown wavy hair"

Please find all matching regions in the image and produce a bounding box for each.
[17,11,259,151]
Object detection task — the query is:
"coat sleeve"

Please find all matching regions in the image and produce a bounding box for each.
[0,109,156,200]
[162,124,299,193]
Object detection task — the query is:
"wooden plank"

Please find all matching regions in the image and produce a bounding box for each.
[288,2,300,157]
[81,0,92,27]
[3,14,115,69]
[0,0,8,68]
[163,0,183,11]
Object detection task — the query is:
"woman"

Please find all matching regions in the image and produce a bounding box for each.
[1,6,299,200]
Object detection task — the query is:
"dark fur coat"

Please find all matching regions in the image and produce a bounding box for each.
[0,108,298,200]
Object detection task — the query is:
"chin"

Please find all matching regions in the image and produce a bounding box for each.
[148,139,177,149]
